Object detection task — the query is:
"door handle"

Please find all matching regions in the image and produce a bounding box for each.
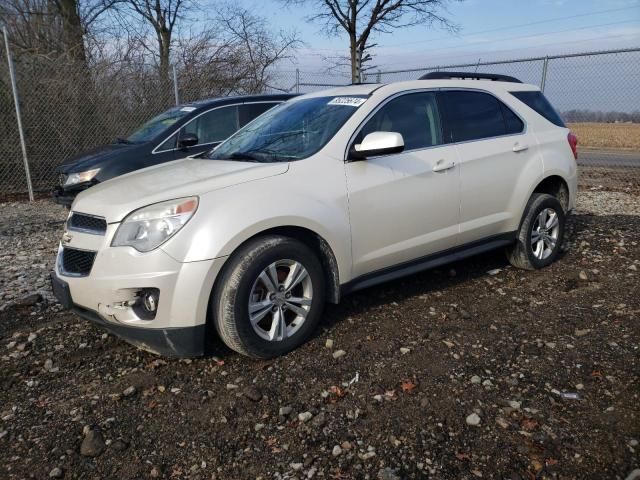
[512,143,529,153]
[432,159,456,172]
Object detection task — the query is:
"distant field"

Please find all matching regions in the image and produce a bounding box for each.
[568,122,640,150]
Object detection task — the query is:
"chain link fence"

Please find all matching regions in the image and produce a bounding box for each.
[1,35,639,198]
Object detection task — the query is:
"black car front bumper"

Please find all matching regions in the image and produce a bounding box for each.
[51,187,77,208]
[50,272,206,357]
[51,181,96,208]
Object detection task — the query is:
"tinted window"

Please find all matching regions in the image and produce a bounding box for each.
[155,133,177,152]
[441,91,506,142]
[511,91,565,127]
[182,106,240,145]
[239,102,279,127]
[127,107,191,143]
[355,92,443,150]
[501,103,525,134]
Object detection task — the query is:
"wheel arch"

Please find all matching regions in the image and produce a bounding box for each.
[531,174,570,212]
[212,225,342,305]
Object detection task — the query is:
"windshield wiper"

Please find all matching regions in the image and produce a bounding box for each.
[113,137,133,144]
[227,151,263,162]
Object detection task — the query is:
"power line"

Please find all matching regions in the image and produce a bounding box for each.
[301,5,640,53]
[383,33,640,70]
[384,5,640,47]
[377,20,639,67]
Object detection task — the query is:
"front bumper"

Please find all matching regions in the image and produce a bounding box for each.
[51,274,206,356]
[52,226,227,356]
[74,304,207,357]
[52,185,88,207]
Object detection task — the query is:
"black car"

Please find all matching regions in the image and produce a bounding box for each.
[53,94,295,207]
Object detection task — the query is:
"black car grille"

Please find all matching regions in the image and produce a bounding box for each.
[68,213,107,235]
[61,248,96,276]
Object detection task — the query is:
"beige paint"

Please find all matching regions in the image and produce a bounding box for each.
[60,79,577,331]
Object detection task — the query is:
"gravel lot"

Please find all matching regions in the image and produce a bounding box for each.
[1,189,639,479]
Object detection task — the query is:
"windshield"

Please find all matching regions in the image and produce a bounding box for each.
[208,96,367,162]
[126,106,194,143]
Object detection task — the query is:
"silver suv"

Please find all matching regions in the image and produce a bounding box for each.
[51,72,578,358]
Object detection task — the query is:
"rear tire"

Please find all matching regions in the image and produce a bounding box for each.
[211,235,325,359]
[506,193,565,270]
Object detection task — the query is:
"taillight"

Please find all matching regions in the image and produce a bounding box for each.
[568,132,578,160]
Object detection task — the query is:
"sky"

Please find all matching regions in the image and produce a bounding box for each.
[234,0,640,72]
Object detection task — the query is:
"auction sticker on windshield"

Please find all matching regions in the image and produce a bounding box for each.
[328,97,367,107]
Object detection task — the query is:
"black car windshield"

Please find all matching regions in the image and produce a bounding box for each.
[126,106,194,143]
[207,96,367,162]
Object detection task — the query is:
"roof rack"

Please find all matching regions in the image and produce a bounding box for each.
[419,71,522,83]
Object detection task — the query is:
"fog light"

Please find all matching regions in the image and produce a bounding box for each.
[133,288,160,320]
[143,290,158,312]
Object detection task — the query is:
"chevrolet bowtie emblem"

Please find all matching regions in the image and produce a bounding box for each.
[62,232,73,245]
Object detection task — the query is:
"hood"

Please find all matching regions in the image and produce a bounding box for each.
[59,143,143,173]
[72,158,289,222]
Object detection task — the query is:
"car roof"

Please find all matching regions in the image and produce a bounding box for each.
[182,93,297,110]
[297,79,540,100]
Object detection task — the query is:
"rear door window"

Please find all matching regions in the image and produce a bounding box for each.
[182,105,240,145]
[354,92,443,150]
[510,91,565,127]
[239,102,280,127]
[440,91,507,142]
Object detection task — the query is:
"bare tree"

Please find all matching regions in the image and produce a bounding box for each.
[0,0,121,62]
[215,5,300,93]
[54,0,89,63]
[123,0,190,100]
[284,0,459,82]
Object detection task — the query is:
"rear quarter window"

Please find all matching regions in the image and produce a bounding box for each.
[510,91,565,127]
[501,103,525,134]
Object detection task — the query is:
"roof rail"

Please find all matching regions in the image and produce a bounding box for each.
[419,71,522,83]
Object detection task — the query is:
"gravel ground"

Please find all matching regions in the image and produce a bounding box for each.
[1,191,638,313]
[1,189,639,479]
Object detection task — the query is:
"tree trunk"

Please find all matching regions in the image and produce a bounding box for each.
[57,0,95,151]
[158,28,172,107]
[57,0,87,65]
[349,35,358,84]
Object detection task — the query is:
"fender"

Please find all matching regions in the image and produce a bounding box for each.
[160,169,354,283]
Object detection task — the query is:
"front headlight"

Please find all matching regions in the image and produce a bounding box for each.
[112,197,198,252]
[63,168,100,187]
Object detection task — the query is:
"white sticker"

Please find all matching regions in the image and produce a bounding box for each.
[180,106,196,112]
[328,97,367,107]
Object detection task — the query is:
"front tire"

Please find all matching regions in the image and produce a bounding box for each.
[211,235,325,359]
[506,193,565,270]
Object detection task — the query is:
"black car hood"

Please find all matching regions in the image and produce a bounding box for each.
[58,143,146,174]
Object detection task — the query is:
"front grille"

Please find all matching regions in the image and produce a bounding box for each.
[68,213,107,235]
[61,248,96,276]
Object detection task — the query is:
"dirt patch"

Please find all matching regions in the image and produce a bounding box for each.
[579,166,640,195]
[1,213,639,479]
[568,123,640,150]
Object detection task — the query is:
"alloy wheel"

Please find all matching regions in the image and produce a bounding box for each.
[248,260,313,341]
[531,207,560,260]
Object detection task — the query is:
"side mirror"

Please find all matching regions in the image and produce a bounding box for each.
[349,131,404,160]
[178,133,198,149]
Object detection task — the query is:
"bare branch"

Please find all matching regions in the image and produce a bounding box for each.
[280,0,460,82]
